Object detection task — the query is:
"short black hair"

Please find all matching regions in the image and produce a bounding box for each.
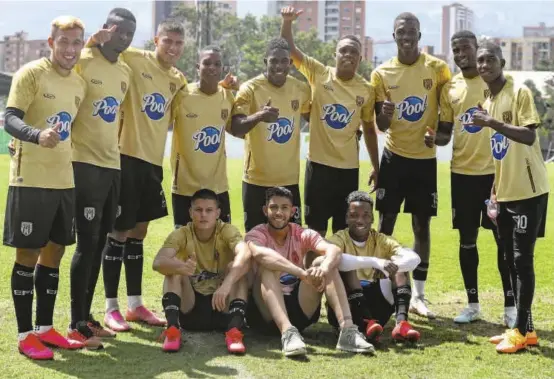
[477,41,503,59]
[199,44,222,56]
[338,34,362,50]
[265,186,293,204]
[266,37,290,57]
[157,18,185,37]
[394,12,420,30]
[191,189,219,207]
[107,8,136,23]
[346,191,374,207]
[451,30,477,45]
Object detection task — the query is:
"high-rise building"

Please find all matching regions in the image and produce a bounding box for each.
[498,36,554,71]
[441,3,474,69]
[524,22,554,38]
[0,31,49,73]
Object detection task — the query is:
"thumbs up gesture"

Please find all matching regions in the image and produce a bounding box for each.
[219,71,240,91]
[259,98,279,123]
[424,126,436,148]
[91,25,117,45]
[472,102,493,127]
[38,122,62,148]
[382,90,395,119]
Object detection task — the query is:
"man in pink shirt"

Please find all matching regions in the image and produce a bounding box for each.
[245,187,373,357]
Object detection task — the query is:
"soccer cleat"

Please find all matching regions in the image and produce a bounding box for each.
[68,323,103,350]
[126,305,167,326]
[281,326,307,357]
[104,310,131,332]
[410,296,436,319]
[37,328,84,350]
[496,328,527,354]
[18,333,54,360]
[363,319,383,342]
[88,320,116,338]
[336,325,375,354]
[161,325,182,352]
[454,307,481,324]
[489,330,538,346]
[225,327,246,354]
[503,307,517,328]
[392,320,421,342]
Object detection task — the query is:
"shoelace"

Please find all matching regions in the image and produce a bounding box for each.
[283,328,303,345]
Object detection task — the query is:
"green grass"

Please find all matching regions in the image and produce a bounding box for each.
[0,156,553,378]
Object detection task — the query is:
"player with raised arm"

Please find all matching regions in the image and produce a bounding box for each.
[153,189,251,354]
[470,42,548,353]
[327,191,421,344]
[246,187,374,357]
[280,7,379,237]
[3,16,87,360]
[68,8,135,348]
[371,13,451,318]
[425,31,515,326]
[231,37,310,232]
[88,19,187,331]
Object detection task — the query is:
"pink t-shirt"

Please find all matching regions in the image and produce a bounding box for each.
[245,223,323,294]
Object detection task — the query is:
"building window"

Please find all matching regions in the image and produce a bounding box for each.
[356,8,362,13]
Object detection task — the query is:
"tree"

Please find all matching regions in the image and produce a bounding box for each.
[524,79,547,118]
[535,59,554,72]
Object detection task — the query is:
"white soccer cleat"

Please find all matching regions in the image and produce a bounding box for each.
[409,296,436,319]
[454,307,481,324]
[503,307,517,328]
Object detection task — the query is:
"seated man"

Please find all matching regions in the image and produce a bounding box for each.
[327,191,421,343]
[246,186,373,357]
[152,189,251,354]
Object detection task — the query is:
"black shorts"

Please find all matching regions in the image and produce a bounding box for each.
[4,186,75,249]
[115,154,168,231]
[73,162,120,235]
[304,161,358,233]
[451,173,495,230]
[179,289,230,331]
[327,280,395,328]
[497,194,548,256]
[242,182,301,232]
[172,192,231,228]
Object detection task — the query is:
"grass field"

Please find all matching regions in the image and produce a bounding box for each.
[0,156,553,378]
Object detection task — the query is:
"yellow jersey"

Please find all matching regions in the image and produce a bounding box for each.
[232,74,311,186]
[7,58,86,189]
[72,47,131,170]
[296,55,375,169]
[170,83,234,196]
[371,53,451,159]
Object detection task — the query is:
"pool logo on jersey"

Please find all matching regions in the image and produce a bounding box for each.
[221,109,229,120]
[423,78,433,90]
[267,117,294,144]
[92,96,120,123]
[321,104,355,129]
[502,111,513,124]
[193,126,223,154]
[491,132,510,160]
[46,111,72,141]
[291,100,299,111]
[459,107,482,133]
[397,95,427,122]
[141,93,167,121]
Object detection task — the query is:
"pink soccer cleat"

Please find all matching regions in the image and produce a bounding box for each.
[18,334,54,360]
[104,310,131,332]
[225,327,246,354]
[37,328,84,350]
[161,326,182,352]
[126,306,166,326]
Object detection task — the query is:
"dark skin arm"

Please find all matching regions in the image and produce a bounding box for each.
[426,121,454,147]
[229,99,279,138]
[374,91,395,132]
[473,106,537,146]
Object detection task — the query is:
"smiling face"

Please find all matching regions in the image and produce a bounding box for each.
[335,38,361,75]
[346,201,374,241]
[264,48,291,87]
[155,30,185,67]
[263,195,295,231]
[476,47,505,83]
[393,18,421,54]
[197,50,223,86]
[452,37,477,71]
[48,27,84,71]
[103,15,136,54]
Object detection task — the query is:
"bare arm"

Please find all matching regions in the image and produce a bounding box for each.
[152,247,196,277]
[248,241,307,279]
[313,239,342,272]
[489,120,537,146]
[280,7,304,64]
[435,121,454,146]
[220,241,251,288]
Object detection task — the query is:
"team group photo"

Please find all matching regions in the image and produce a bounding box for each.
[0,0,553,377]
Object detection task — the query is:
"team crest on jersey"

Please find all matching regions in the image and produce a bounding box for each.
[221,109,229,120]
[84,207,95,221]
[170,82,176,94]
[121,81,127,94]
[75,96,81,108]
[267,117,294,144]
[356,96,364,106]
[502,111,513,124]
[193,126,223,153]
[20,222,33,236]
[484,89,491,99]
[321,104,355,129]
[46,111,72,141]
[141,93,167,120]
[423,78,433,90]
[291,100,299,111]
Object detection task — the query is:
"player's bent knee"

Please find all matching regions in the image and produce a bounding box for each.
[129,222,149,240]
[15,248,40,267]
[109,229,129,243]
[163,274,183,293]
[38,242,65,267]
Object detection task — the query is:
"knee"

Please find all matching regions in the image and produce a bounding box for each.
[513,251,533,272]
[379,213,397,234]
[393,272,409,287]
[129,223,149,240]
[110,229,128,243]
[163,275,183,293]
[40,242,65,267]
[459,229,478,246]
[15,249,40,267]
[412,218,430,239]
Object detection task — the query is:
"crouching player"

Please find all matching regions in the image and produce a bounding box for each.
[246,187,373,358]
[327,191,421,343]
[152,189,251,354]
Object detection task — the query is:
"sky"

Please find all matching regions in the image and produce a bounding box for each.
[0,0,552,61]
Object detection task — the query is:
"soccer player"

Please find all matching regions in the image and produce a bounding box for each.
[88,19,187,331]
[68,8,135,348]
[280,7,379,237]
[231,37,310,232]
[425,31,515,325]
[170,45,234,228]
[152,189,251,354]
[371,12,451,318]
[3,15,87,360]
[246,187,374,357]
[327,191,421,343]
[471,42,549,354]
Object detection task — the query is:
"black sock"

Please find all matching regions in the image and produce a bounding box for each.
[85,231,106,319]
[526,310,535,333]
[395,284,411,322]
[514,253,535,334]
[70,232,97,328]
[495,236,516,308]
[102,237,124,299]
[459,242,479,304]
[227,299,247,331]
[413,262,429,281]
[124,238,144,297]
[162,292,181,328]
[347,289,372,330]
[35,264,59,327]
[11,263,35,333]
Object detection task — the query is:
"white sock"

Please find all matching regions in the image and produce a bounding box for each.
[380,279,395,305]
[468,303,480,311]
[504,306,516,314]
[106,298,119,313]
[35,325,52,334]
[128,295,143,310]
[18,330,33,341]
[413,280,425,298]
